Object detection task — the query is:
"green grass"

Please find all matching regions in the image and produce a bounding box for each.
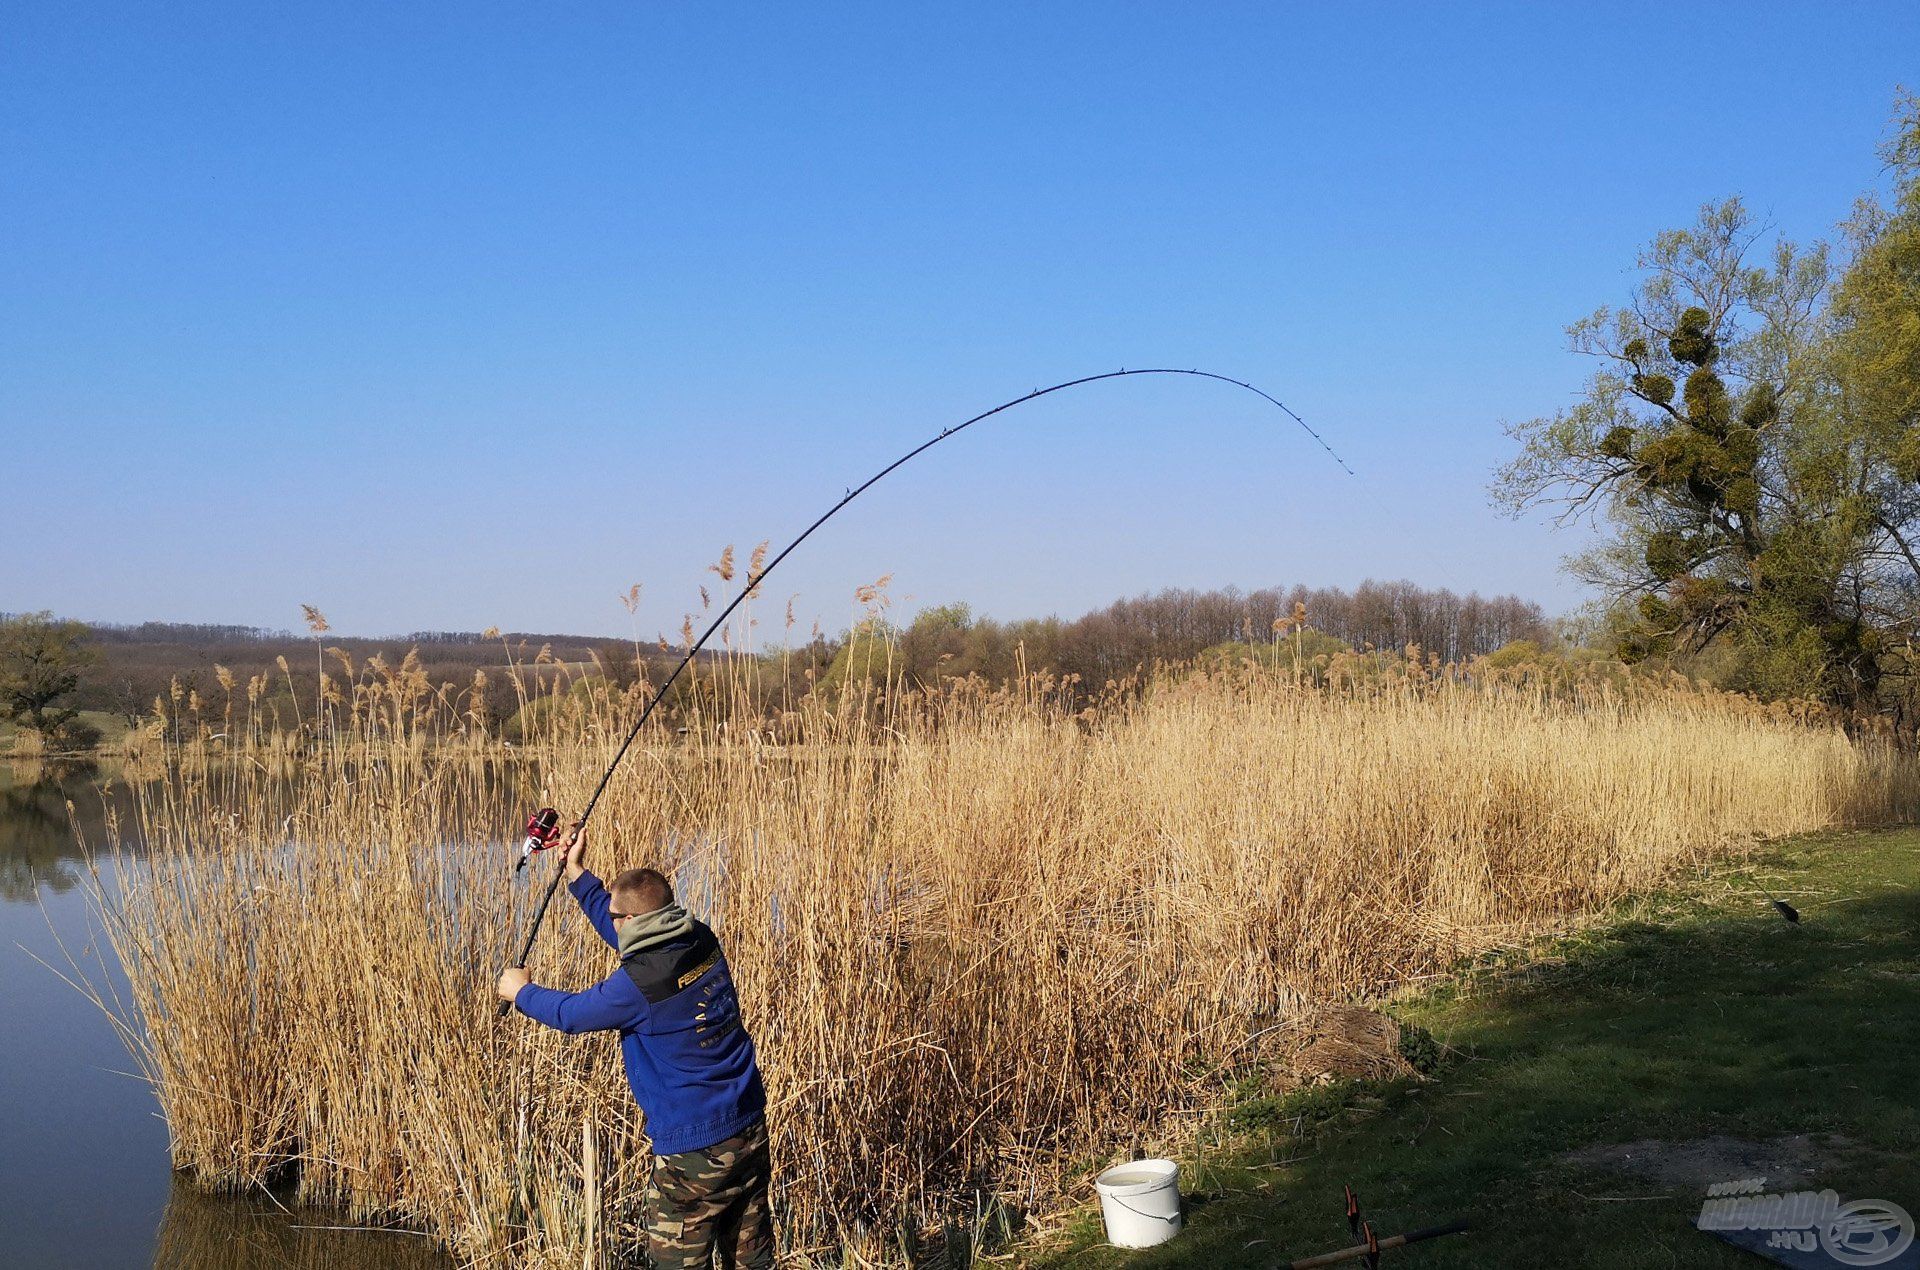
[0,709,135,754]
[1036,830,1920,1268]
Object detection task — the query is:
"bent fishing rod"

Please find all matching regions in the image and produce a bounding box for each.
[499,367,1353,1011]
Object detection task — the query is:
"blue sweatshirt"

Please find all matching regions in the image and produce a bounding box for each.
[514,870,767,1155]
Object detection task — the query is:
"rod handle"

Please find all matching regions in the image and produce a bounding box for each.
[496,853,571,1022]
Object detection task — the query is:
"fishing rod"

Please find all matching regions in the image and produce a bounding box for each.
[499,367,1353,1011]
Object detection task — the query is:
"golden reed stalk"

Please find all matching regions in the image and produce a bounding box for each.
[90,657,1919,1266]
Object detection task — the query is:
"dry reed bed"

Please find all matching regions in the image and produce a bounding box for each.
[93,669,1919,1266]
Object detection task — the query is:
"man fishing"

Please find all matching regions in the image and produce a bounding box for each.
[497,826,772,1270]
[482,369,1340,1267]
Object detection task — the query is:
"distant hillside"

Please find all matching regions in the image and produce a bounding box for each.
[35,579,1550,731]
[68,622,671,727]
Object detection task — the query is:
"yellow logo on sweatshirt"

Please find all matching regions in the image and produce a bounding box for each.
[678,950,719,990]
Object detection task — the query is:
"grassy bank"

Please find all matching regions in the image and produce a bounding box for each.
[0,709,136,756]
[1039,829,1920,1268]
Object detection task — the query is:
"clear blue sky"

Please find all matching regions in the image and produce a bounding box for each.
[4,3,1914,640]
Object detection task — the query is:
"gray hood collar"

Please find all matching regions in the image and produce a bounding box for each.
[617,902,694,960]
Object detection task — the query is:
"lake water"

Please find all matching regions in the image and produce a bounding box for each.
[0,762,453,1269]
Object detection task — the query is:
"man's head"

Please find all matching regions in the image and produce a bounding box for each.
[609,867,674,925]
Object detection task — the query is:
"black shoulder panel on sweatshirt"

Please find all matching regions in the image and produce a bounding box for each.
[621,922,723,1004]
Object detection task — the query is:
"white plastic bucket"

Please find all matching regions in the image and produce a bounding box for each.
[1093,1158,1182,1248]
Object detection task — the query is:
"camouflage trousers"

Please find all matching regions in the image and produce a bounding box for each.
[645,1118,774,1270]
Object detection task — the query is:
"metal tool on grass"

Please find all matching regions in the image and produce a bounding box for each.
[1285,1187,1468,1268]
[498,368,1355,1015]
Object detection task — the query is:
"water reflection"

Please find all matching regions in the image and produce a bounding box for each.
[0,760,452,1269]
[155,1179,451,1269]
[0,758,126,899]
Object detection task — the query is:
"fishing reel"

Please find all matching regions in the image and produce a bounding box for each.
[514,807,564,874]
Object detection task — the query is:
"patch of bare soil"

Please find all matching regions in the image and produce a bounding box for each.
[1561,1134,1846,1192]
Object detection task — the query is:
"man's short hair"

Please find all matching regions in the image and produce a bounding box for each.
[610,867,674,916]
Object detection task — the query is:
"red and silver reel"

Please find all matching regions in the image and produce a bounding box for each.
[514,807,563,873]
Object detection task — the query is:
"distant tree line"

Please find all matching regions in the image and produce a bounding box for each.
[16,579,1549,744]
[67,621,650,733]
[1067,582,1545,668]
[820,582,1546,695]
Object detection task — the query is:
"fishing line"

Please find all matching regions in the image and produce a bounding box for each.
[500,367,1354,996]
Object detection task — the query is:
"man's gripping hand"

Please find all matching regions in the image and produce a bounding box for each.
[497,966,532,1003]
[563,822,588,883]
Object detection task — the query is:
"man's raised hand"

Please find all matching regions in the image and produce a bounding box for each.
[563,822,588,882]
